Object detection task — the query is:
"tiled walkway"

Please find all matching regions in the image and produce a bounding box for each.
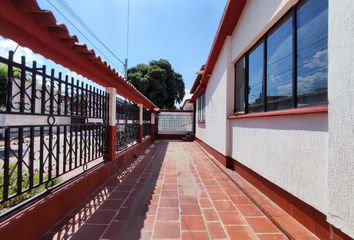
[42,141,318,240]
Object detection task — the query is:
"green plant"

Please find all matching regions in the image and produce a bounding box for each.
[0,63,32,108]
[0,163,60,211]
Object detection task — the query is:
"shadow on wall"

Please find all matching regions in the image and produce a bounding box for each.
[231,113,328,132]
[41,141,168,240]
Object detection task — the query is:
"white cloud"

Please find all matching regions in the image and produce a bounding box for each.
[0,37,44,65]
[304,49,327,70]
[298,71,327,90]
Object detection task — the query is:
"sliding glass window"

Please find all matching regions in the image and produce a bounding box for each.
[233,0,328,114]
[297,0,328,106]
[267,15,293,111]
[234,57,246,113]
[248,42,265,113]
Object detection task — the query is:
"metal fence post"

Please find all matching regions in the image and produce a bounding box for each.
[106,87,117,161]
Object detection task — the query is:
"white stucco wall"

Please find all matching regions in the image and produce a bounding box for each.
[231,0,297,63]
[227,0,329,214]
[195,0,354,236]
[231,114,328,213]
[327,0,354,237]
[195,39,229,155]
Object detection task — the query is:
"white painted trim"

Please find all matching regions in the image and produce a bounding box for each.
[138,103,143,125]
[106,87,117,126]
[151,112,155,124]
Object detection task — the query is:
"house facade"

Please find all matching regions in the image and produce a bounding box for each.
[190,0,354,239]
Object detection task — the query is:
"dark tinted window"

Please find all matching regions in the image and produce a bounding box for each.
[234,57,246,113]
[297,0,328,106]
[248,42,264,113]
[267,15,293,111]
[233,0,328,114]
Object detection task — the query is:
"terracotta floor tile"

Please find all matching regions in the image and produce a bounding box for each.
[225,225,259,240]
[181,215,206,231]
[122,197,135,208]
[139,231,153,240]
[153,221,180,238]
[213,200,237,212]
[165,174,178,178]
[205,185,223,192]
[116,184,134,191]
[218,211,247,225]
[86,210,115,224]
[98,199,124,210]
[42,141,321,240]
[150,194,160,204]
[114,208,131,221]
[162,184,178,190]
[161,190,178,198]
[199,198,213,208]
[180,195,199,204]
[109,191,130,200]
[142,216,156,232]
[257,233,288,240]
[202,179,218,185]
[182,231,209,240]
[199,191,208,199]
[101,221,125,239]
[153,187,161,194]
[209,192,229,201]
[237,204,265,217]
[261,204,289,218]
[274,217,318,239]
[223,187,243,196]
[180,204,202,215]
[203,209,219,222]
[164,178,178,184]
[230,195,253,205]
[246,217,281,234]
[156,207,179,221]
[207,222,227,239]
[146,204,158,215]
[159,197,179,208]
[70,224,107,240]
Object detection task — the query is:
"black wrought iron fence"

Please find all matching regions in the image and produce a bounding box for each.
[0,51,108,210]
[115,99,139,151]
[143,109,151,138]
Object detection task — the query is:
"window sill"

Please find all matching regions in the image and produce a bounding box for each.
[228,105,328,120]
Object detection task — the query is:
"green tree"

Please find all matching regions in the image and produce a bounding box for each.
[128,59,185,108]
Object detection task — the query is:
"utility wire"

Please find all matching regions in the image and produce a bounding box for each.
[125,0,130,80]
[57,0,126,66]
[126,0,130,60]
[46,0,124,75]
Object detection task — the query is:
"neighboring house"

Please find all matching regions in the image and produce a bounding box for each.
[181,98,193,111]
[190,0,354,239]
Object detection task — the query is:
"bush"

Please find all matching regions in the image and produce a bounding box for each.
[0,163,60,211]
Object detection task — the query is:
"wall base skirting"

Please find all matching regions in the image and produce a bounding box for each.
[195,137,352,240]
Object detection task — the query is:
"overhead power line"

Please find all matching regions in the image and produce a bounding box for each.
[46,0,125,75]
[125,0,130,80]
[57,0,126,66]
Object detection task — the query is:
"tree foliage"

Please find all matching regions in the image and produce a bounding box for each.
[128,59,185,109]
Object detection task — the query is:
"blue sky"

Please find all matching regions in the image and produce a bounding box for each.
[36,0,227,92]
